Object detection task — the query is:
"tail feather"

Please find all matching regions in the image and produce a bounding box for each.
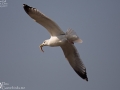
[66,28,76,36]
[66,28,83,43]
[74,39,83,43]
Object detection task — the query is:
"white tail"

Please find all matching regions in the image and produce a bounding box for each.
[66,28,83,43]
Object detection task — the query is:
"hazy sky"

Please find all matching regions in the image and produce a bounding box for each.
[0,0,120,90]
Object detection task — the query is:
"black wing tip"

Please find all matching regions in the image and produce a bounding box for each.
[23,4,31,7]
[23,4,29,8]
[23,4,37,14]
[85,77,88,81]
[23,4,30,13]
[23,4,26,6]
[23,4,34,14]
[75,70,88,81]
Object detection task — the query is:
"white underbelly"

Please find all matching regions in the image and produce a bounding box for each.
[49,35,67,46]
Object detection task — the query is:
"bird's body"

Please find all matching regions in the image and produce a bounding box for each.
[48,35,67,47]
[23,4,88,81]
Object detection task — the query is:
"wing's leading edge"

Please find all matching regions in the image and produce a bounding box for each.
[23,4,65,36]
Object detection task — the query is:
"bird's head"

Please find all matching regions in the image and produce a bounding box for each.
[39,40,49,52]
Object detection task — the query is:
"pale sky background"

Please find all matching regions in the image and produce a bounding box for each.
[0,0,120,90]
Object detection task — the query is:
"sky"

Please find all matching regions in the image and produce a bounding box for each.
[0,0,120,90]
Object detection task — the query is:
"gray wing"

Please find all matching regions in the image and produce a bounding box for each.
[60,43,88,81]
[23,4,65,36]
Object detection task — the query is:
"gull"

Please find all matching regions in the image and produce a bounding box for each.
[23,4,88,81]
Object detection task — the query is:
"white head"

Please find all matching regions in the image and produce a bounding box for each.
[39,39,49,52]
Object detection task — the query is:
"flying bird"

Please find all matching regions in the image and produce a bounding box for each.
[23,4,88,81]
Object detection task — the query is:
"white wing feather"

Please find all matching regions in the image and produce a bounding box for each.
[23,4,65,36]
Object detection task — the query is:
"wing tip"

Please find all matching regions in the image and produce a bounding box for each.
[23,4,30,13]
[23,4,26,6]
[23,4,29,8]
[85,77,88,81]
[82,75,88,82]
[23,4,34,14]
[75,70,88,81]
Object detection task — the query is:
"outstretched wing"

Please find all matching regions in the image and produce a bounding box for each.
[60,43,88,81]
[23,4,65,36]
